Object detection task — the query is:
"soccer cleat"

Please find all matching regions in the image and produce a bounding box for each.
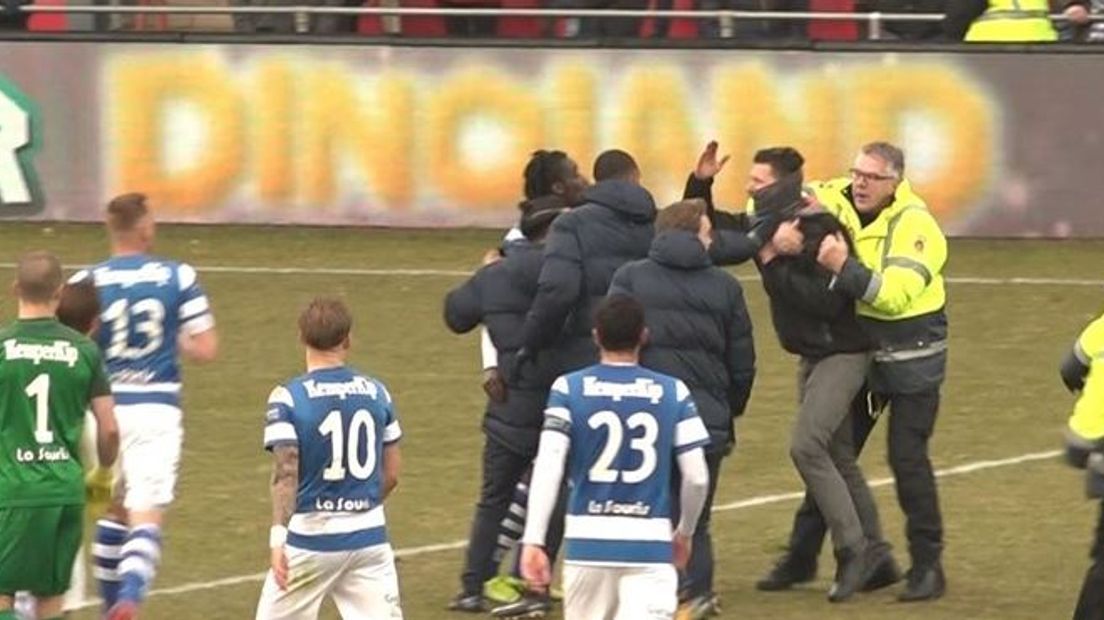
[756,553,817,591]
[676,593,722,619]
[106,600,138,620]
[490,592,552,618]
[446,593,488,613]
[484,575,526,605]
[897,564,946,602]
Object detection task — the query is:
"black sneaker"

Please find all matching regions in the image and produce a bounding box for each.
[447,593,488,613]
[490,592,552,618]
[756,553,817,591]
[898,564,946,602]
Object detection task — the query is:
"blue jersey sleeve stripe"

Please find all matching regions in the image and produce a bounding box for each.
[675,439,710,455]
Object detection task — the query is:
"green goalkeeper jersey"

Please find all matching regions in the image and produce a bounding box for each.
[0,318,111,507]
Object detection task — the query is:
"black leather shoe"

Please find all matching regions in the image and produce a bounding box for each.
[898,565,946,602]
[828,546,869,603]
[756,553,817,591]
[862,548,903,592]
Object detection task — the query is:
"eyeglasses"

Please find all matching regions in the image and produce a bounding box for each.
[849,168,898,183]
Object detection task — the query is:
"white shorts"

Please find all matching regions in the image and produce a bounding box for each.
[255,544,403,620]
[116,404,183,511]
[562,563,677,620]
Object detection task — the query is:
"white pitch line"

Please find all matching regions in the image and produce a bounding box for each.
[71,447,1062,610]
[0,262,1102,285]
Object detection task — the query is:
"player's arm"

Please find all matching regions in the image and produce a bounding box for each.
[271,444,299,528]
[520,381,572,587]
[89,395,120,468]
[179,329,218,364]
[87,349,120,467]
[671,382,712,567]
[380,386,403,501]
[381,444,401,500]
[177,263,218,363]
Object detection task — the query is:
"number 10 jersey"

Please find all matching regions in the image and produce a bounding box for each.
[545,363,710,567]
[263,366,402,552]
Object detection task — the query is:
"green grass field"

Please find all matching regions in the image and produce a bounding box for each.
[2,223,1100,620]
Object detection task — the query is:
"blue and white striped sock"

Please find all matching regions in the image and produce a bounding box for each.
[93,519,128,610]
[117,524,162,605]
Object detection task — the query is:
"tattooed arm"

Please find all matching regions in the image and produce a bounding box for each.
[269,444,299,590]
[271,444,299,526]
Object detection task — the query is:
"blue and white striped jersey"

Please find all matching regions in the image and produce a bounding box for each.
[545,363,709,566]
[263,366,402,553]
[72,255,213,408]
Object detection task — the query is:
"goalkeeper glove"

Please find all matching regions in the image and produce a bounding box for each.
[85,466,114,514]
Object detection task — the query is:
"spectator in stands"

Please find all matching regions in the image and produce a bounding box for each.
[0,0,28,30]
[880,0,946,40]
[441,0,501,36]
[701,0,808,39]
[1060,0,1101,41]
[232,0,295,33]
[574,0,649,38]
[945,0,1076,41]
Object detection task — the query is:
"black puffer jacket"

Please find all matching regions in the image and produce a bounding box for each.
[520,180,656,376]
[609,230,756,450]
[444,241,559,457]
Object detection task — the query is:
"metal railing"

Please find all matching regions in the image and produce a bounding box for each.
[17,5,1101,41]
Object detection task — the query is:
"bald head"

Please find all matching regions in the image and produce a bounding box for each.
[15,251,63,305]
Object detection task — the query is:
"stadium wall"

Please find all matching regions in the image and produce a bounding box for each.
[0,40,1099,237]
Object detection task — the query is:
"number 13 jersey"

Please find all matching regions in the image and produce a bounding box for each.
[72,255,214,408]
[263,366,402,552]
[545,363,710,567]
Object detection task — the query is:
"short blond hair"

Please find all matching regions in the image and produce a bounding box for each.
[656,199,706,234]
[16,251,62,304]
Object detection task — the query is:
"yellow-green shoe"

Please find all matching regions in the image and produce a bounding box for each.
[484,576,526,605]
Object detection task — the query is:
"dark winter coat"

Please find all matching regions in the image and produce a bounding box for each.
[444,240,559,457]
[519,179,656,377]
[609,229,756,450]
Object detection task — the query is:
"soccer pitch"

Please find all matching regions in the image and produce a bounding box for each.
[2,222,1100,620]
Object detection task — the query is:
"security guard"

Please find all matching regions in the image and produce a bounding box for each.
[1059,312,1104,619]
[813,142,949,602]
[962,0,1058,41]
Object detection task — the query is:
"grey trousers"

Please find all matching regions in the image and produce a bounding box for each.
[790,352,884,554]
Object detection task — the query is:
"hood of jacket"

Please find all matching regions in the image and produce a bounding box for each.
[583,179,657,224]
[648,230,712,270]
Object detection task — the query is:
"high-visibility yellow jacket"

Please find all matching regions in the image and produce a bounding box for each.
[965,0,1058,42]
[811,178,947,323]
[1069,315,1104,446]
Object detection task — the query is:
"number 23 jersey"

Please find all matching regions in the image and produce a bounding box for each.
[546,363,710,566]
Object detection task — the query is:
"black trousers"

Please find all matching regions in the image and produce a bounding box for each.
[681,448,725,599]
[1073,499,1104,620]
[460,436,564,596]
[886,388,944,567]
[785,392,877,563]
